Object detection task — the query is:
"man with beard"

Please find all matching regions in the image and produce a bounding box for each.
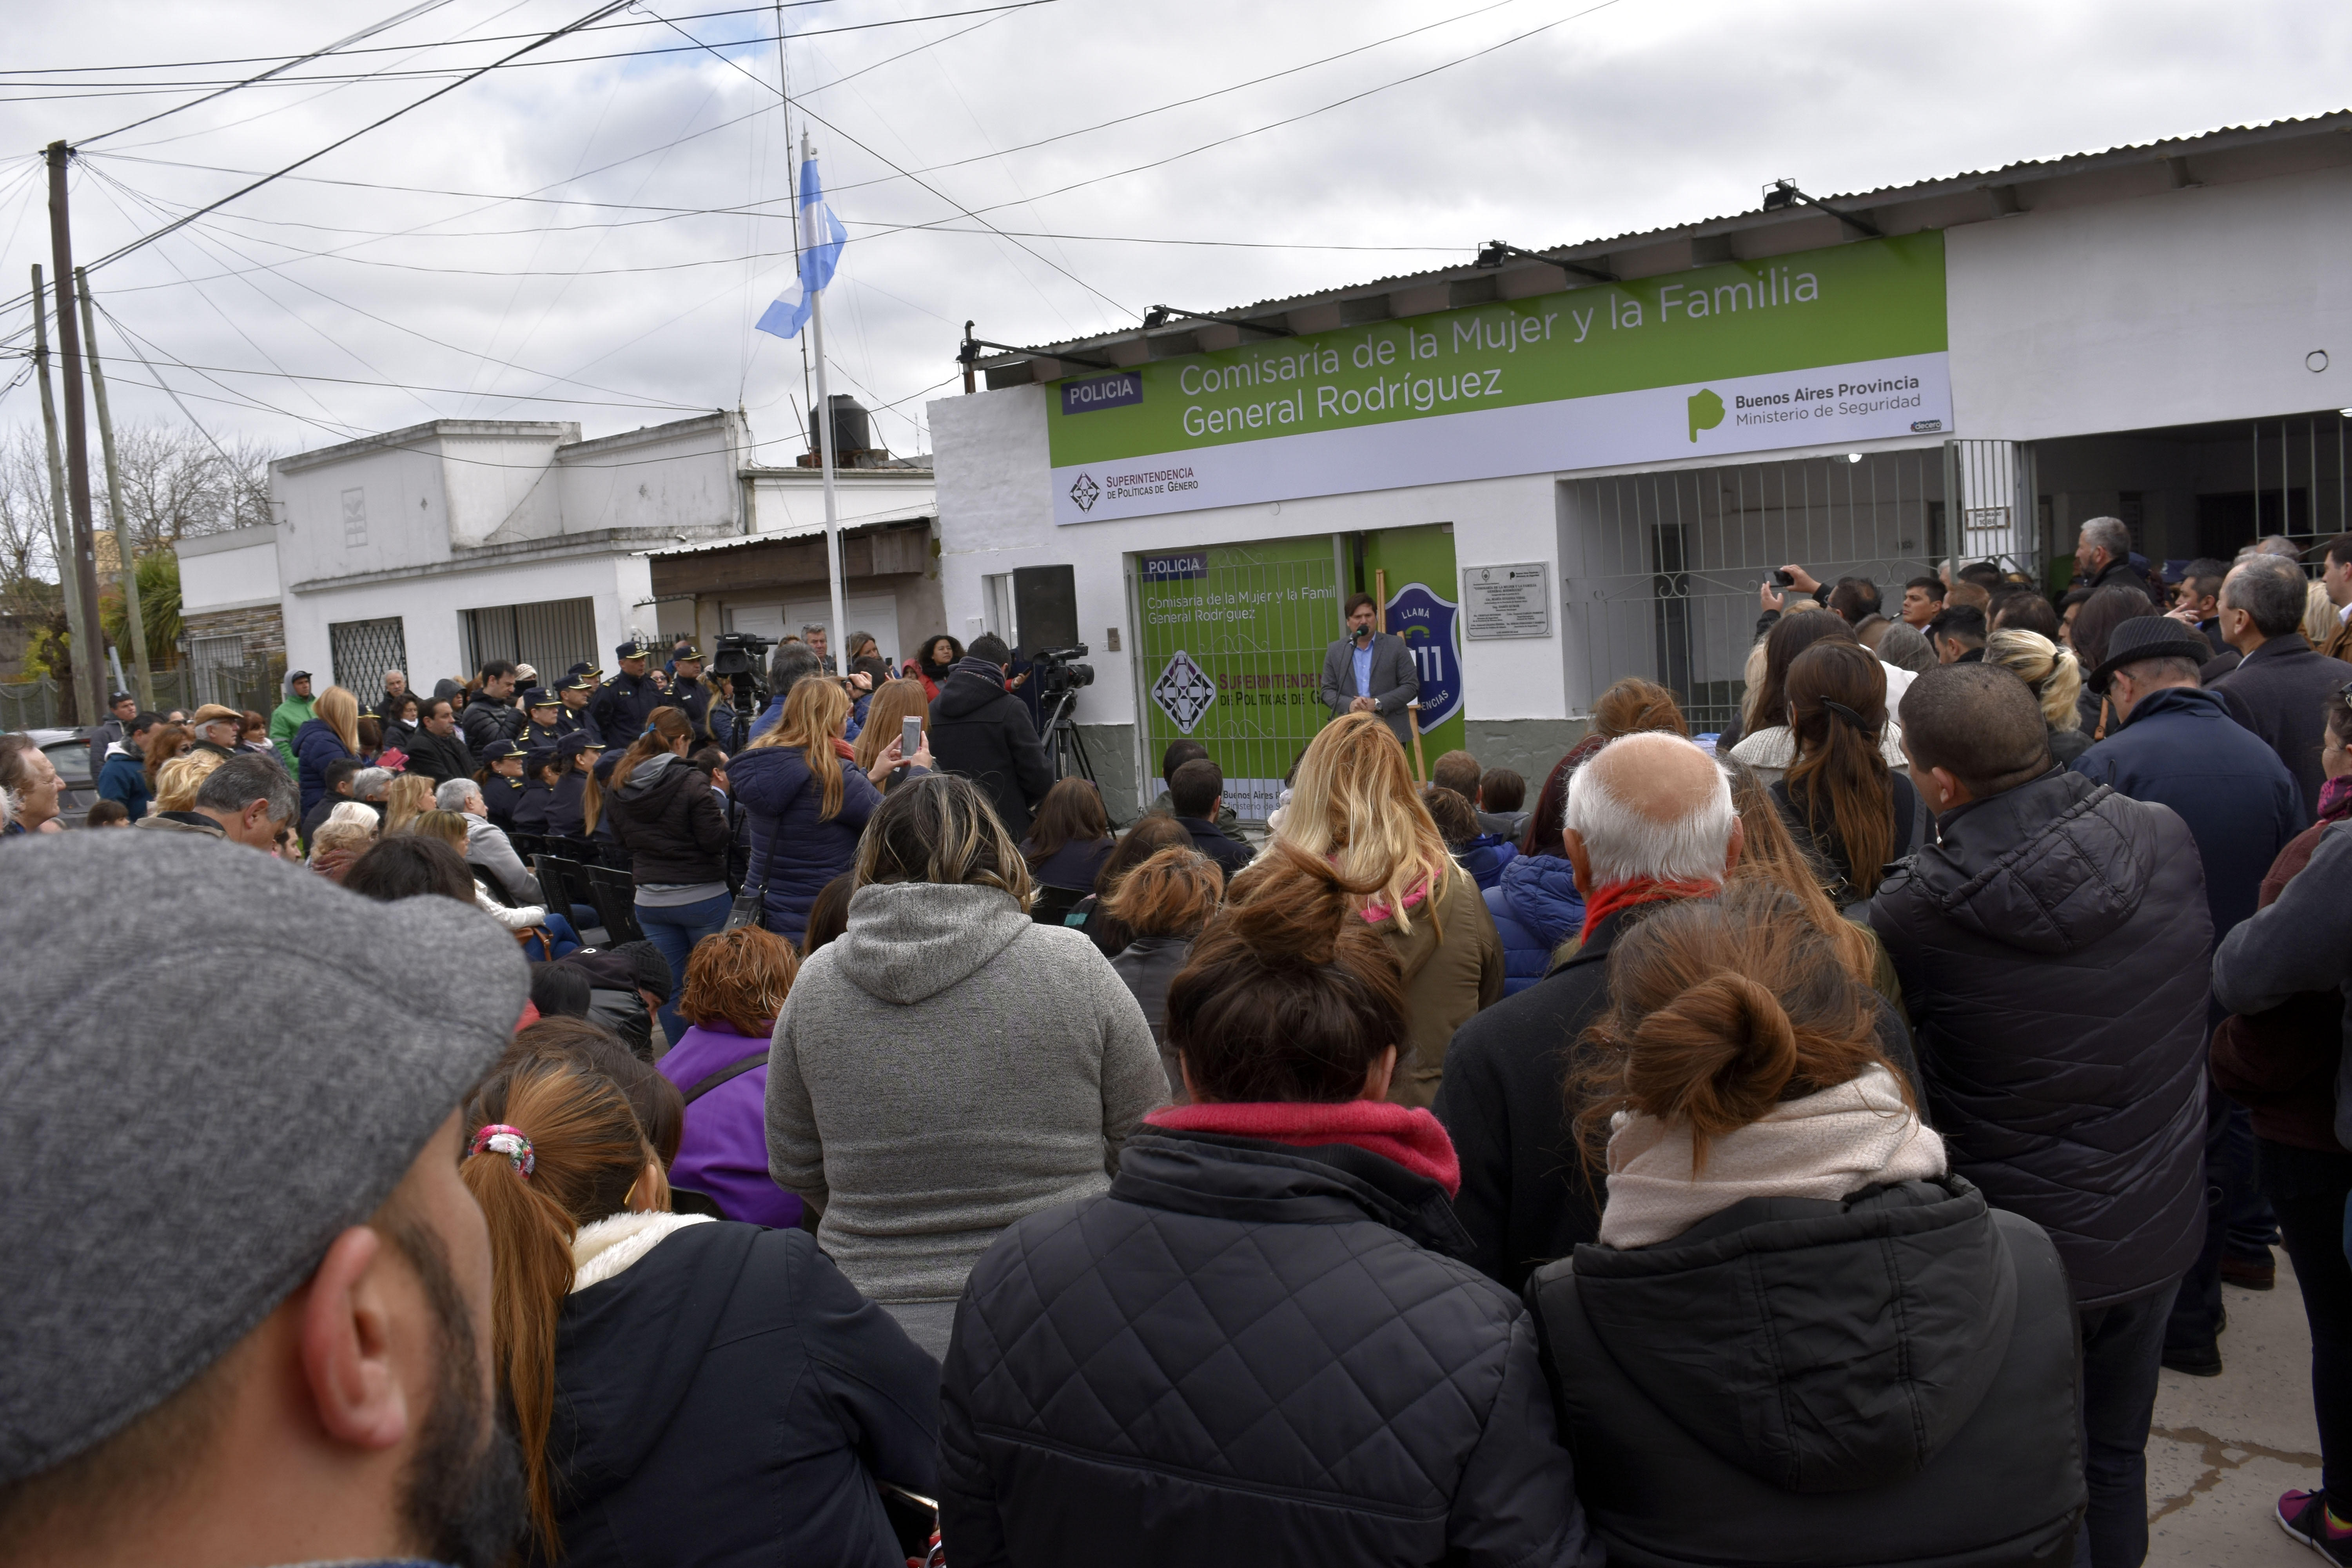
[0,832,530,1568]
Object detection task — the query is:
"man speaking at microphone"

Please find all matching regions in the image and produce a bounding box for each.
[1319,591,1419,746]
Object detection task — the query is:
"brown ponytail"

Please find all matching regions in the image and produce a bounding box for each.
[588,705,692,835]
[1168,842,1403,1102]
[1571,882,1902,1174]
[1781,640,1896,898]
[460,1061,662,1556]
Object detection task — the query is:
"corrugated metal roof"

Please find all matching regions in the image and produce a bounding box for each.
[984,110,2352,366]
[635,504,935,557]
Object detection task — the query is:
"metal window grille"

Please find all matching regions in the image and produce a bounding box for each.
[190,635,247,709]
[328,617,408,709]
[461,597,597,685]
[1560,449,1947,733]
[1944,439,2039,574]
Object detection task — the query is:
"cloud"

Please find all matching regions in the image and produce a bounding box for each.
[0,0,2343,461]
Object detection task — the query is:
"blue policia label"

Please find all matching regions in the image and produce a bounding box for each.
[1061,372,1143,416]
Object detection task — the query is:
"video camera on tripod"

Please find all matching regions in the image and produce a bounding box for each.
[1027,644,1098,785]
[708,631,773,751]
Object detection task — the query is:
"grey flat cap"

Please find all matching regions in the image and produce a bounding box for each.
[0,832,528,1485]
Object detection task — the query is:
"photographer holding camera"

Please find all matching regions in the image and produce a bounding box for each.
[929,633,1056,838]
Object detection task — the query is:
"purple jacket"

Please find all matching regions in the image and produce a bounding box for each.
[657,1021,804,1230]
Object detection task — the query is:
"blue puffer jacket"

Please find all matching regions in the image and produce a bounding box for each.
[1457,833,1518,891]
[727,741,891,935]
[1484,853,1585,997]
[292,717,355,816]
[96,746,152,821]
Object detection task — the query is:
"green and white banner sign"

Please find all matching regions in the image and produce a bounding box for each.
[1049,232,1949,525]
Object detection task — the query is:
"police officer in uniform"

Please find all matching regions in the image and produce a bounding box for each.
[559,672,601,743]
[477,738,530,832]
[547,731,605,839]
[588,640,662,747]
[518,688,566,752]
[510,747,559,837]
[666,644,717,747]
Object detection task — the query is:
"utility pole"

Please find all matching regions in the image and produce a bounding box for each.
[30,265,94,724]
[77,268,152,710]
[47,141,108,730]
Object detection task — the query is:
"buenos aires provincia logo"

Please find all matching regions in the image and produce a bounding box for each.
[1069,473,1100,512]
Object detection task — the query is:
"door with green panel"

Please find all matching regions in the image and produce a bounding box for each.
[1361,523,1465,774]
[1129,535,1343,820]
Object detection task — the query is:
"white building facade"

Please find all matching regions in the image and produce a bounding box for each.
[930,114,2352,816]
[178,411,938,709]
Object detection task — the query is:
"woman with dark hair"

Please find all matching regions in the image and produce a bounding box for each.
[1771,641,1921,906]
[765,772,1165,1354]
[529,961,594,1020]
[1020,776,1115,890]
[463,1059,938,1568]
[511,747,561,837]
[1730,613,1906,785]
[1530,886,2082,1568]
[1070,813,1191,956]
[940,842,1598,1566]
[1101,844,1223,1089]
[598,706,735,1045]
[907,633,964,701]
[732,677,926,935]
[341,832,477,905]
[804,870,854,953]
[2068,584,2162,735]
[377,690,421,757]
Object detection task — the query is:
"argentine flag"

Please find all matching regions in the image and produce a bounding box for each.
[756,152,847,341]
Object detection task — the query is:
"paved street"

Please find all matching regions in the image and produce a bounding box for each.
[2149,1251,2325,1565]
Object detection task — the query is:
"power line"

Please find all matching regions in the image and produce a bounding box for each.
[821,0,1526,201]
[68,0,642,282]
[74,0,460,145]
[0,0,887,77]
[20,2,1061,107]
[640,7,1134,321]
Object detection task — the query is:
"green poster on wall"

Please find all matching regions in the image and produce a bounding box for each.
[1132,535,1343,819]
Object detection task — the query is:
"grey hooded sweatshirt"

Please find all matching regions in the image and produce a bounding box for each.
[765,880,1168,1303]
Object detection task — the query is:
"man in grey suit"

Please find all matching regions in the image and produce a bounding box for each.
[1319,591,1420,746]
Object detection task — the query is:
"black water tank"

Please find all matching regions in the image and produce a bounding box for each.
[811,394,872,459]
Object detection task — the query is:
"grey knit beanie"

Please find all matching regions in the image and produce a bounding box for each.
[0,831,528,1485]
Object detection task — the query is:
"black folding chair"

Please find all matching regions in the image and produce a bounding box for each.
[534,856,609,946]
[586,863,644,944]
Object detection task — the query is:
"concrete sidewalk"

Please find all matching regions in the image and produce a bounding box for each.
[2148,1250,2326,1564]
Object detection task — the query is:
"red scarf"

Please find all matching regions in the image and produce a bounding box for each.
[1578,876,1720,942]
[1147,1100,1461,1196]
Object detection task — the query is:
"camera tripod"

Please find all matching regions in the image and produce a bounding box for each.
[1037,687,1098,787]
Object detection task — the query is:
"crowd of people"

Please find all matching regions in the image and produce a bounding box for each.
[4,522,2350,1568]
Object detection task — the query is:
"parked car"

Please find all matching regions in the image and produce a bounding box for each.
[11,728,98,828]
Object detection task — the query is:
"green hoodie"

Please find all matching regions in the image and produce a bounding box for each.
[269,693,316,775]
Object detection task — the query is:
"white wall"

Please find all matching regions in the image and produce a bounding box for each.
[283,553,653,695]
[928,387,1570,730]
[748,471,936,535]
[178,529,281,613]
[1948,162,2352,439]
[556,414,746,539]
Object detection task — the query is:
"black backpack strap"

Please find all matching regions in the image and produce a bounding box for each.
[683,1049,769,1104]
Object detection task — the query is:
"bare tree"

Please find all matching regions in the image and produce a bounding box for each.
[0,427,64,620]
[109,422,276,553]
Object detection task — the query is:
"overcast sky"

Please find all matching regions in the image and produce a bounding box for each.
[0,0,2343,464]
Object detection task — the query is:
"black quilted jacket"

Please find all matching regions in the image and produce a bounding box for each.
[1865,768,2210,1308]
[938,1127,1601,1568]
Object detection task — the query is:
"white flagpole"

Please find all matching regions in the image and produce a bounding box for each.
[803,131,848,677]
